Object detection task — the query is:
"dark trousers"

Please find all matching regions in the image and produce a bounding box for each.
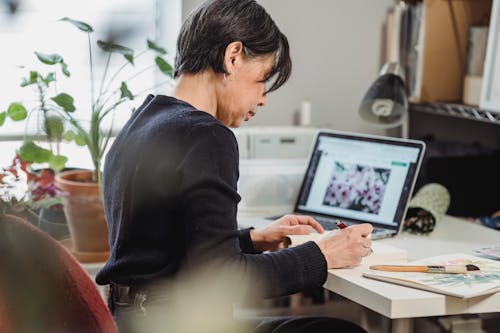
[108,284,367,333]
[253,316,367,333]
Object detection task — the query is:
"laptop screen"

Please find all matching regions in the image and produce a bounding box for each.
[295,131,425,230]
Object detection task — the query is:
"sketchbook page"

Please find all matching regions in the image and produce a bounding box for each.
[475,246,500,260]
[362,254,500,298]
[363,242,408,265]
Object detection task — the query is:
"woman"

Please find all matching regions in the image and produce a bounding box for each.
[96,0,372,332]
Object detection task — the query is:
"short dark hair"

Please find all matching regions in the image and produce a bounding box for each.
[174,0,291,93]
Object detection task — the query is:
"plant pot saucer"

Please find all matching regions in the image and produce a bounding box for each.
[60,238,109,263]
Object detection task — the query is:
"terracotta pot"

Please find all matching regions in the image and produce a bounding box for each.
[55,170,109,257]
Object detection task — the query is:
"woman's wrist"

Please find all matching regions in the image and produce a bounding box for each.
[316,238,333,268]
[249,228,266,252]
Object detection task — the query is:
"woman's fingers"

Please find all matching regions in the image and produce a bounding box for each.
[282,224,314,235]
[347,223,373,237]
[284,215,324,233]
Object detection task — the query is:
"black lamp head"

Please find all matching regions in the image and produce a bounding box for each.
[358,62,408,128]
[4,0,20,14]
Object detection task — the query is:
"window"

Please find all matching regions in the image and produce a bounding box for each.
[0,0,180,167]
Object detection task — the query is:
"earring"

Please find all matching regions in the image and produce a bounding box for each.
[223,71,235,82]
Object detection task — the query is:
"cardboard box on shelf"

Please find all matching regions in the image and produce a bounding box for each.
[410,0,492,103]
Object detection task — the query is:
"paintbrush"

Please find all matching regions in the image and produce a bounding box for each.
[369,264,480,274]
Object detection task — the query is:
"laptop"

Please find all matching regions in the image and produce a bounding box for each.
[272,130,426,239]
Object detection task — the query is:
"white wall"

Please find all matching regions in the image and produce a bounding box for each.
[182,0,395,134]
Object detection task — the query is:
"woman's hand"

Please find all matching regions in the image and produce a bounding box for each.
[316,223,373,269]
[250,214,324,252]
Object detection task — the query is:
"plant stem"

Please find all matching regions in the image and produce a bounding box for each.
[32,83,49,147]
[32,83,46,143]
[97,167,103,201]
[97,78,171,122]
[88,33,96,113]
[99,98,127,121]
[99,62,156,109]
[54,71,58,95]
[40,88,50,148]
[66,111,98,184]
[89,105,102,182]
[86,32,103,183]
[134,79,172,96]
[64,112,90,146]
[99,115,114,160]
[101,49,148,96]
[97,52,112,105]
[124,64,155,83]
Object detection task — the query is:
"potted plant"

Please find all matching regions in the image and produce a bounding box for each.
[0,155,66,239]
[1,17,173,261]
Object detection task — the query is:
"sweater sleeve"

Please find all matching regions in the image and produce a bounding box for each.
[238,228,261,254]
[178,124,327,298]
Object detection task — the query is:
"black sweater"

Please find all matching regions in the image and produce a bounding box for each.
[95,95,327,298]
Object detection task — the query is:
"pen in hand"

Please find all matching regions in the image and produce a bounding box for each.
[336,220,373,254]
[335,220,347,229]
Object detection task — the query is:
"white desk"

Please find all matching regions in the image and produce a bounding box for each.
[322,215,500,333]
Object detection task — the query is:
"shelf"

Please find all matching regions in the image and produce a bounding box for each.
[410,102,500,126]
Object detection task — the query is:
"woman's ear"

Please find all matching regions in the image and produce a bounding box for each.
[223,41,244,75]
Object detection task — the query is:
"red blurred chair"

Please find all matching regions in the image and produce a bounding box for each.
[0,214,116,333]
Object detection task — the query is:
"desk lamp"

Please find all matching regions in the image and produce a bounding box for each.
[3,0,20,14]
[358,62,407,128]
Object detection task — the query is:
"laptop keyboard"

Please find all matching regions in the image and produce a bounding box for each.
[314,216,342,230]
[266,215,394,238]
[314,216,393,236]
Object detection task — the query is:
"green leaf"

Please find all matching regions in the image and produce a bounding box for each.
[44,115,65,141]
[20,79,30,87]
[30,70,39,81]
[124,54,134,65]
[97,40,133,55]
[35,51,63,65]
[155,56,173,77]
[120,82,134,100]
[0,112,6,126]
[20,79,31,87]
[61,62,70,77]
[51,93,75,112]
[43,72,56,85]
[74,133,87,146]
[97,40,134,65]
[18,141,52,163]
[59,17,93,32]
[63,130,76,141]
[147,39,167,55]
[48,154,68,172]
[20,71,39,87]
[7,103,27,121]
